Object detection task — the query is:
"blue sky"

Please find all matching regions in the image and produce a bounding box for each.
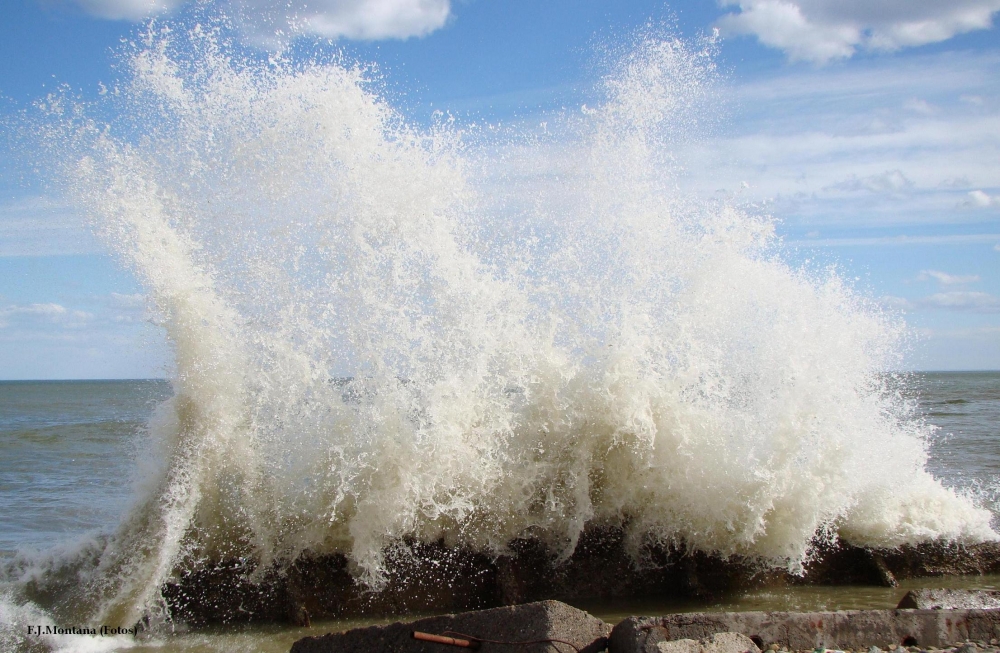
[0,0,998,378]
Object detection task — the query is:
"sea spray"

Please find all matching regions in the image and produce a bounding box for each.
[5,18,996,636]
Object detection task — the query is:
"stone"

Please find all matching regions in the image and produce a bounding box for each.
[658,633,761,653]
[898,591,1000,611]
[658,639,702,653]
[289,600,610,653]
[608,609,1000,653]
[159,533,1000,625]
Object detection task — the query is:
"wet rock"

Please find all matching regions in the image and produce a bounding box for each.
[898,591,1000,611]
[608,609,1000,653]
[285,541,499,620]
[160,558,290,625]
[160,529,1000,625]
[289,600,610,653]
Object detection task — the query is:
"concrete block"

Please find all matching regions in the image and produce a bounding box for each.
[897,590,1000,610]
[608,609,1000,653]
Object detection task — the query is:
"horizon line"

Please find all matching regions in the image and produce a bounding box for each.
[2,369,999,383]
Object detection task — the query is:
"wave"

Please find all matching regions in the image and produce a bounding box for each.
[7,16,995,634]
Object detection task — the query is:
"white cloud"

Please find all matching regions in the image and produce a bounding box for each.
[786,234,1000,247]
[67,0,452,41]
[717,1,858,63]
[826,169,913,194]
[0,303,93,329]
[108,292,146,308]
[292,0,451,40]
[903,98,936,115]
[881,291,1000,313]
[679,51,1000,232]
[880,295,912,311]
[107,293,149,324]
[916,269,981,285]
[0,196,99,257]
[929,325,1000,338]
[717,0,1000,64]
[963,189,1000,207]
[919,291,1000,313]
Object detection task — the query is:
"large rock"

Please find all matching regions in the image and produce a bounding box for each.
[608,609,1000,653]
[289,600,611,653]
[160,532,1000,625]
[898,590,1000,610]
[656,633,761,653]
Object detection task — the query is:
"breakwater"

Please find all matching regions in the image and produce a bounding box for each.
[159,531,1000,625]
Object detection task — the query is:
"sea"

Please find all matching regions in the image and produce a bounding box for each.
[1,373,998,652]
[3,16,1000,653]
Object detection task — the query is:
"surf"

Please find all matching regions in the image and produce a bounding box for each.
[3,16,995,643]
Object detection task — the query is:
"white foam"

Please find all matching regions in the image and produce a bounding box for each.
[16,18,995,629]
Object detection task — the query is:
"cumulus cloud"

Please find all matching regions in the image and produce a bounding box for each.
[288,0,450,40]
[65,0,452,41]
[717,0,1000,63]
[916,269,980,285]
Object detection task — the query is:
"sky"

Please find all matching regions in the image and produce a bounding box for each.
[0,0,998,379]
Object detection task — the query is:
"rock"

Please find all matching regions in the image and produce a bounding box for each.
[657,633,761,653]
[897,591,1000,611]
[160,532,1000,625]
[608,610,1000,653]
[289,600,610,653]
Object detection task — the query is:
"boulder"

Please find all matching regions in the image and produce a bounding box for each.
[897,590,1000,610]
[608,609,1000,653]
[289,600,611,653]
[160,533,1000,625]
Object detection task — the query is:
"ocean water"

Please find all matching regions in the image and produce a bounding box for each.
[0,380,171,559]
[1,374,998,652]
[3,16,1000,653]
[2,375,996,564]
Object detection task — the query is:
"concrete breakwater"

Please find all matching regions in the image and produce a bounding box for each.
[289,593,1000,653]
[162,529,1000,625]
